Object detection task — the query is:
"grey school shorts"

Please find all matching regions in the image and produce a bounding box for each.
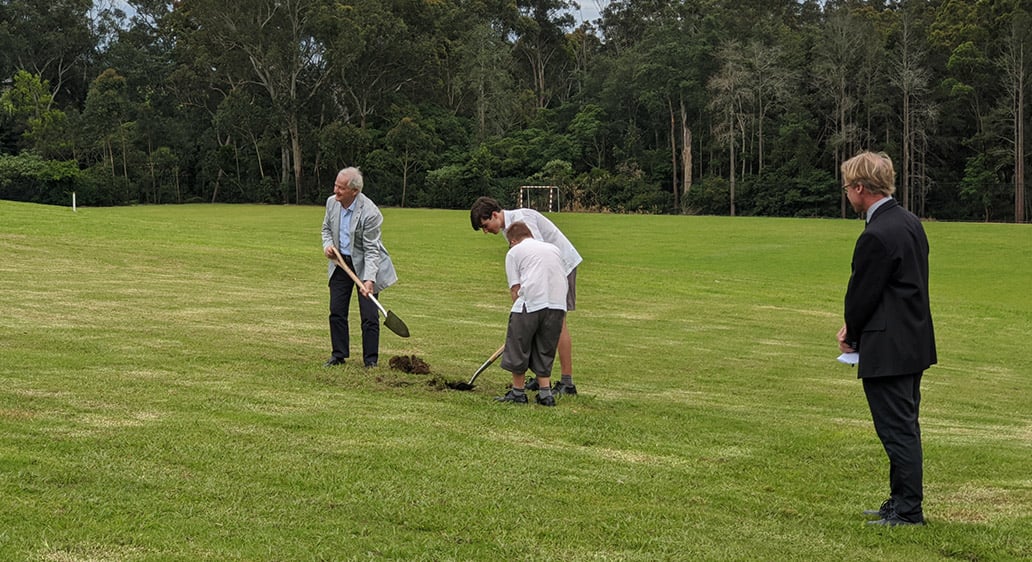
[500,308,566,377]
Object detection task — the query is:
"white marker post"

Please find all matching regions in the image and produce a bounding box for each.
[72,192,77,212]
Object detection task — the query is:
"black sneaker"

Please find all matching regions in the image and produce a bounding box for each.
[535,394,556,407]
[552,381,578,396]
[494,390,528,404]
[525,378,540,391]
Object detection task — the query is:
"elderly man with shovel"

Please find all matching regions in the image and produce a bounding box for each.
[321,167,402,368]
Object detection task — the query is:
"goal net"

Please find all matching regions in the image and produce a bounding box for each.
[517,185,559,212]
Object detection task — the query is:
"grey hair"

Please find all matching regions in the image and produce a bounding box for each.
[337,167,364,191]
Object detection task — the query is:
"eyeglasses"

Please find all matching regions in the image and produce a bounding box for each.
[842,183,854,194]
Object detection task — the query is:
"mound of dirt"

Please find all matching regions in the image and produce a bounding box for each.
[388,355,431,374]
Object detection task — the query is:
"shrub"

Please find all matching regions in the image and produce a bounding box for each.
[0,152,81,206]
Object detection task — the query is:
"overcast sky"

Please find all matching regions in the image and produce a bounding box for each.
[109,1,611,28]
[573,0,609,25]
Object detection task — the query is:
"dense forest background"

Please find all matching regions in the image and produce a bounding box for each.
[1,0,1029,221]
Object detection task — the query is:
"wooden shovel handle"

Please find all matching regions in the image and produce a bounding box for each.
[329,245,366,287]
[329,245,390,319]
[468,344,506,385]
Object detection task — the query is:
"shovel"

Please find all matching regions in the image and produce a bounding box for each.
[449,344,505,391]
[330,246,410,338]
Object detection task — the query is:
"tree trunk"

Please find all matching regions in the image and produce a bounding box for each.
[148,141,156,204]
[682,97,692,199]
[253,135,265,179]
[211,168,222,203]
[280,129,290,204]
[120,128,129,184]
[730,140,736,217]
[840,145,847,219]
[291,116,303,204]
[1016,48,1026,223]
[107,138,115,177]
[174,166,182,204]
[902,90,911,211]
[668,98,679,211]
[401,156,409,208]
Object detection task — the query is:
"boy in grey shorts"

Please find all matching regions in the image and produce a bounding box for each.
[495,221,568,407]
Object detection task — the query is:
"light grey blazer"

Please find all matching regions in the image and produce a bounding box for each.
[321,193,398,292]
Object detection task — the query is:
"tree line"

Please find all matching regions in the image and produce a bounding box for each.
[1,0,1029,222]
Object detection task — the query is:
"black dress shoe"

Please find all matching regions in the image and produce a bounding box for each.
[863,498,894,518]
[323,357,346,367]
[866,513,925,527]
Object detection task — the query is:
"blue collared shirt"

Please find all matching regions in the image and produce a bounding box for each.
[338,201,355,256]
[866,197,891,223]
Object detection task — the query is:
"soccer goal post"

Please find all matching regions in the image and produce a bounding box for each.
[517,185,559,212]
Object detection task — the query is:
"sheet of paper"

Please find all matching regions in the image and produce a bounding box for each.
[837,352,859,365]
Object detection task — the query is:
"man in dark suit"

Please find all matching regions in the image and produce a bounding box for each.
[836,151,936,527]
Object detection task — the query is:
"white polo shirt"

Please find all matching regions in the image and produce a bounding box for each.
[503,209,582,275]
[505,238,568,313]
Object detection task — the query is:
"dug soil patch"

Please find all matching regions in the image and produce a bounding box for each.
[388,354,431,374]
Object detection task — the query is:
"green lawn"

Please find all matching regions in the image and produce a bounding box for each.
[1,200,1029,561]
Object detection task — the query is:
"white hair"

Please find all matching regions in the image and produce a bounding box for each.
[337,167,364,191]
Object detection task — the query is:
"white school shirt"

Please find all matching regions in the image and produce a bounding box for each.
[505,238,568,313]
[502,209,582,275]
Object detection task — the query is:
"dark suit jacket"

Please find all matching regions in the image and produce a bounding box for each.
[844,199,936,378]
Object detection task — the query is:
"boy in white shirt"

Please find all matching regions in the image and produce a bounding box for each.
[495,221,567,407]
[470,196,582,395]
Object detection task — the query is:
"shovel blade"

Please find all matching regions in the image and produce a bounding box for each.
[383,310,410,338]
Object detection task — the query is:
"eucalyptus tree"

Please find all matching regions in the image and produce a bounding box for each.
[889,9,936,214]
[598,0,706,55]
[567,103,607,169]
[997,10,1030,223]
[214,88,279,193]
[322,0,436,130]
[158,32,254,204]
[708,40,750,217]
[567,22,604,101]
[456,22,518,140]
[175,0,334,204]
[98,1,199,204]
[593,0,712,211]
[513,0,576,109]
[0,70,72,158]
[931,0,994,150]
[385,114,438,207]
[427,0,519,137]
[813,7,866,217]
[632,2,710,212]
[959,152,1008,222]
[0,0,97,107]
[80,68,134,197]
[943,42,994,150]
[740,39,793,174]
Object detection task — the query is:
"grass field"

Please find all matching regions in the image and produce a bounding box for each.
[1,199,1030,561]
